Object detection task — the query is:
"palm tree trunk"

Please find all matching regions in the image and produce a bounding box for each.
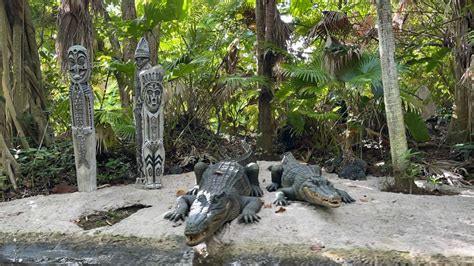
[56,0,94,72]
[447,0,472,143]
[256,0,275,156]
[375,0,413,191]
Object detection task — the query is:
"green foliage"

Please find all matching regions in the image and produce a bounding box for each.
[403,149,423,179]
[14,141,76,190]
[404,111,430,143]
[95,107,135,152]
[339,53,382,91]
[281,62,330,84]
[452,143,474,160]
[97,156,132,183]
[289,0,314,16]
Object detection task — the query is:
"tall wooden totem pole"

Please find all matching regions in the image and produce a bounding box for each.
[67,45,97,192]
[134,37,165,189]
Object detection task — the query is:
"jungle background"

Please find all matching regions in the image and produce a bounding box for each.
[0,0,472,200]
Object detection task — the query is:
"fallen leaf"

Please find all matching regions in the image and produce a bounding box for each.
[310,243,325,251]
[176,190,186,197]
[263,202,272,208]
[97,184,111,189]
[50,183,78,194]
[275,207,286,213]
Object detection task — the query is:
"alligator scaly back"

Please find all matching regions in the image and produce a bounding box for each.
[164,142,263,246]
[267,152,355,207]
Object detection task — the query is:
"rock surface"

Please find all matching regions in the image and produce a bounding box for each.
[0,161,473,262]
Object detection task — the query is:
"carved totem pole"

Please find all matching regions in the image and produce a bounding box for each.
[134,37,165,189]
[140,66,165,188]
[134,37,152,185]
[67,45,97,192]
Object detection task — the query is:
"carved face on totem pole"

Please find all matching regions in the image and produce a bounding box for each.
[144,82,163,113]
[135,37,151,70]
[135,57,150,70]
[67,45,90,83]
[140,66,165,114]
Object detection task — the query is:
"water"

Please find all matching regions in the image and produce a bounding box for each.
[0,241,339,265]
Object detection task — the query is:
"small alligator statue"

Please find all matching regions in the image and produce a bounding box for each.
[266,152,355,207]
[164,142,263,246]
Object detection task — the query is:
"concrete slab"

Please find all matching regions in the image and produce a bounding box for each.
[0,161,473,262]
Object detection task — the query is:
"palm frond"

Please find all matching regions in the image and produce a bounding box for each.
[307,11,351,42]
[273,9,293,51]
[219,75,268,88]
[113,123,136,141]
[281,63,330,85]
[340,53,382,90]
[323,37,361,76]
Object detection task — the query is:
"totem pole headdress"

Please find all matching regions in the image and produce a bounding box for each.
[135,37,150,59]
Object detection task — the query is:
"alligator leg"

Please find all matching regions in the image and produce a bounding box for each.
[187,162,208,195]
[245,162,263,197]
[266,164,282,192]
[310,165,322,176]
[238,196,263,224]
[164,195,196,222]
[274,187,296,206]
[335,188,355,203]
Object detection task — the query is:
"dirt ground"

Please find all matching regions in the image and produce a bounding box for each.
[0,161,473,262]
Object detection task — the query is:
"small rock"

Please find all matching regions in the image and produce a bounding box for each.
[169,166,183,174]
[310,243,325,251]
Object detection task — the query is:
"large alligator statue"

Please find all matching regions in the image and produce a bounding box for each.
[164,142,263,246]
[266,152,355,207]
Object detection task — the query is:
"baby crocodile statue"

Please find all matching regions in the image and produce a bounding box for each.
[266,152,355,207]
[164,143,263,246]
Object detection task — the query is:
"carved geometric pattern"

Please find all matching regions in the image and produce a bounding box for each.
[68,45,94,171]
[139,65,165,188]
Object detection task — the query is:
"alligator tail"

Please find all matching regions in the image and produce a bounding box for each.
[235,140,257,166]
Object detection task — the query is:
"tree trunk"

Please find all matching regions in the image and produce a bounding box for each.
[469,55,474,141]
[256,0,275,156]
[101,0,137,108]
[117,0,137,107]
[0,0,49,148]
[146,25,161,65]
[0,0,51,188]
[56,0,94,72]
[375,0,413,191]
[447,0,473,143]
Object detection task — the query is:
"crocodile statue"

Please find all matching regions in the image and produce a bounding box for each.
[164,142,263,246]
[266,152,355,207]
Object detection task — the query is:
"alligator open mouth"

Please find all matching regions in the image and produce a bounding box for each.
[185,229,209,246]
[303,187,341,208]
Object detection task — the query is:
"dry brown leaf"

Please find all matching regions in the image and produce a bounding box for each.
[50,183,78,194]
[275,207,286,213]
[176,190,186,197]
